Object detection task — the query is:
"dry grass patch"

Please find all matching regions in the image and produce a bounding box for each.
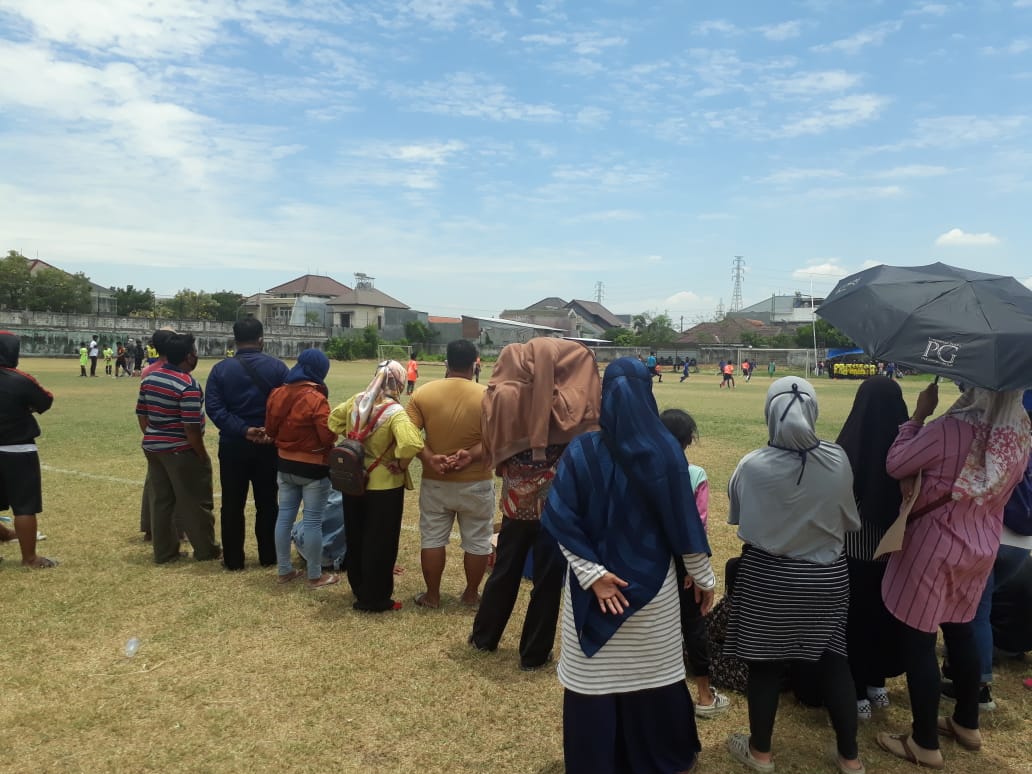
[1,359,1029,772]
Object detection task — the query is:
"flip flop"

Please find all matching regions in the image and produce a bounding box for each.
[414,592,440,609]
[24,556,58,569]
[876,733,944,770]
[277,569,304,584]
[307,573,340,589]
[937,716,982,751]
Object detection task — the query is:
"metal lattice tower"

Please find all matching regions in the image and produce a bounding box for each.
[730,256,745,312]
[594,281,605,304]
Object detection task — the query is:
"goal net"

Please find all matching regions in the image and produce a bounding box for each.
[695,347,824,377]
[377,344,412,363]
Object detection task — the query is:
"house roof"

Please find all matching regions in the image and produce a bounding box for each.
[328,287,409,310]
[463,315,564,332]
[524,296,568,311]
[567,299,625,329]
[266,274,352,297]
[27,258,113,296]
[428,316,461,324]
[676,317,784,345]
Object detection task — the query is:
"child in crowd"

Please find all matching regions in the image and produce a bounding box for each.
[103,344,113,376]
[78,342,88,377]
[660,408,731,718]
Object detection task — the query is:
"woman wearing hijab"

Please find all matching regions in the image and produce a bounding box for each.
[835,376,909,719]
[328,360,423,612]
[265,349,338,588]
[877,383,1031,769]
[470,338,601,671]
[542,358,714,774]
[725,376,863,774]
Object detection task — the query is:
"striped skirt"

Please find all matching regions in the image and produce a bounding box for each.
[725,546,849,662]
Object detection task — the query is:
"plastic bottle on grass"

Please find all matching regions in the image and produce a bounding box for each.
[124,637,141,658]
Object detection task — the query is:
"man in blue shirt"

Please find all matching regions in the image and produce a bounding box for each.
[646,351,663,383]
[205,318,289,570]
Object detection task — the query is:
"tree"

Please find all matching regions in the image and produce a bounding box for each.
[403,320,439,348]
[156,289,219,320]
[796,319,855,349]
[632,312,678,347]
[210,290,246,322]
[24,267,93,313]
[602,327,636,346]
[0,250,31,309]
[113,285,156,316]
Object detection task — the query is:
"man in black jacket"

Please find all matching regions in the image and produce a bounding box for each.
[0,330,56,568]
[205,318,288,570]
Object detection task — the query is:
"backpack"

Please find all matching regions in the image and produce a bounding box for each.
[1003,457,1032,536]
[328,403,396,496]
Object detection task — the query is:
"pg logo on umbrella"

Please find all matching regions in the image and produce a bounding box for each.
[922,338,961,366]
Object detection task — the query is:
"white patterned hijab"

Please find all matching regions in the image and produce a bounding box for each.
[947,387,1032,504]
[350,360,407,437]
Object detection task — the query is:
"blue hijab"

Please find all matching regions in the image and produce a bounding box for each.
[542,357,710,657]
[286,348,330,386]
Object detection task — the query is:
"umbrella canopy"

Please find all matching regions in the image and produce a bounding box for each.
[817,262,1032,391]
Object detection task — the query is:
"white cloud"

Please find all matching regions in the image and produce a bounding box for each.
[694,20,740,36]
[1022,277,1032,289]
[570,209,641,223]
[793,260,850,281]
[812,21,903,55]
[1015,0,1032,7]
[907,3,950,16]
[872,164,950,178]
[758,167,845,184]
[860,260,883,270]
[934,228,1001,246]
[888,115,1027,150]
[758,21,803,41]
[389,73,562,122]
[766,70,864,96]
[778,93,888,137]
[982,39,1032,55]
[574,106,610,128]
[802,185,905,199]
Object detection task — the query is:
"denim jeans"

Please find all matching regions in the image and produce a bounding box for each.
[275,472,331,580]
[972,544,1030,682]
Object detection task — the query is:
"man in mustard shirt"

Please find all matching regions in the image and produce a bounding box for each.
[406,340,494,609]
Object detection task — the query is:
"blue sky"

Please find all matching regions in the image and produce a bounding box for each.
[1,0,1031,322]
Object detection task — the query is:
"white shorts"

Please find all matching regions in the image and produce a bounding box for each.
[419,478,495,554]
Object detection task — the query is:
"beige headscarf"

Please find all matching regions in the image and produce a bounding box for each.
[350,360,407,437]
[947,387,1031,504]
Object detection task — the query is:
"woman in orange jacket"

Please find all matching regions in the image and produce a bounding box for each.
[266,348,338,588]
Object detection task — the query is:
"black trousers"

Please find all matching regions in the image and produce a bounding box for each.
[900,622,980,750]
[89,356,98,376]
[343,487,404,612]
[470,517,564,668]
[218,437,279,569]
[846,557,901,698]
[675,559,710,678]
[747,652,858,760]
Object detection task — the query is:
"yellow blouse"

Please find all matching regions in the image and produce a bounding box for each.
[328,396,424,491]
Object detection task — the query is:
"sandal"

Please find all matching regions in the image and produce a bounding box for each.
[727,733,775,772]
[277,569,304,584]
[23,556,58,569]
[307,573,339,589]
[937,716,982,751]
[876,733,944,769]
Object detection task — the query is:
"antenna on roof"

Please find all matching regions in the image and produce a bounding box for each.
[354,273,374,289]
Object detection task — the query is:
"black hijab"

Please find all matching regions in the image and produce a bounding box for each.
[835,376,909,529]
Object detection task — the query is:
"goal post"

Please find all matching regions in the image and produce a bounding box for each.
[376,344,412,363]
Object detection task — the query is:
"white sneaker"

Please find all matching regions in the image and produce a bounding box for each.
[857,699,872,720]
[695,690,731,718]
[866,686,890,708]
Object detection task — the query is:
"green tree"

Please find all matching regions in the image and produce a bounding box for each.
[210,290,246,322]
[359,325,380,358]
[403,320,439,347]
[796,319,855,349]
[0,250,31,309]
[157,289,219,320]
[113,285,155,316]
[602,327,636,346]
[632,312,677,347]
[24,267,93,313]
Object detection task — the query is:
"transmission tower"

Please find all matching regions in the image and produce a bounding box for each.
[715,297,725,320]
[594,281,605,304]
[730,255,745,312]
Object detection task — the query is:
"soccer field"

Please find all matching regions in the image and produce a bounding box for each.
[2,358,1028,773]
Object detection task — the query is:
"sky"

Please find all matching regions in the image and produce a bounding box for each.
[1,0,1031,322]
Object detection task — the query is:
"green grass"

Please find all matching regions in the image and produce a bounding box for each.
[1,359,1029,773]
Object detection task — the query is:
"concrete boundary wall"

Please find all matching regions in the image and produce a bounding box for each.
[0,310,329,359]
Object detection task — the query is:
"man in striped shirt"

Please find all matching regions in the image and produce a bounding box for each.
[136,333,221,564]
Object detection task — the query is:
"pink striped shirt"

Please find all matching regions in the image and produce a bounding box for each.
[882,418,1024,632]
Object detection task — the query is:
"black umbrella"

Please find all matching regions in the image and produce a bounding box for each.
[816,262,1032,391]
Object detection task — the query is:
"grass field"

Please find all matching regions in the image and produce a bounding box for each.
[2,358,1030,773]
